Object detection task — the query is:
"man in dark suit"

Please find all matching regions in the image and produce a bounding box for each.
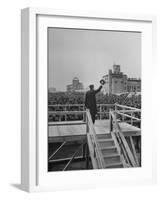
[85,82,104,124]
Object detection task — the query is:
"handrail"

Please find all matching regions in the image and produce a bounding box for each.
[114,103,141,126]
[48,104,114,122]
[116,109,140,113]
[115,111,141,121]
[48,110,109,115]
[49,104,114,107]
[115,103,141,111]
[86,109,105,169]
[48,111,86,114]
[48,104,84,107]
[110,111,137,167]
[48,103,141,123]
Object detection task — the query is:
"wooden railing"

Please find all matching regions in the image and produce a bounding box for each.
[86,109,105,169]
[48,104,114,122]
[109,111,138,167]
[114,103,141,126]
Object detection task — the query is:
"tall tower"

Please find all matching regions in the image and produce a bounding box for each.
[113,64,120,74]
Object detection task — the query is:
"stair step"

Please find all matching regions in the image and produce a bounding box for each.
[105,162,123,169]
[98,138,113,142]
[97,134,112,139]
[98,139,114,147]
[100,146,117,154]
[103,153,120,158]
[103,154,120,164]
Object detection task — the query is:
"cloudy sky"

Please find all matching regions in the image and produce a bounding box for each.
[48,28,141,91]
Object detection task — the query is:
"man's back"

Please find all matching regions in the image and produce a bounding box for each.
[85,90,97,112]
[85,85,102,114]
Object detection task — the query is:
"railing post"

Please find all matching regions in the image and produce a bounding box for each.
[65,105,67,121]
[114,104,117,120]
[131,112,133,125]
[139,136,141,166]
[83,105,86,122]
[82,143,86,159]
[100,105,101,120]
[86,110,89,133]
[115,103,117,112]
[85,144,89,169]
[122,108,125,122]
[109,110,113,132]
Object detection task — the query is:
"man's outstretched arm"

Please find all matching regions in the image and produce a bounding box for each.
[94,85,103,94]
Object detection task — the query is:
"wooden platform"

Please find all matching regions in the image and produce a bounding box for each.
[48,120,141,142]
[119,122,141,136]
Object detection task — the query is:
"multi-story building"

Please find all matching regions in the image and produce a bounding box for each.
[127,78,141,92]
[66,77,84,92]
[103,64,141,94]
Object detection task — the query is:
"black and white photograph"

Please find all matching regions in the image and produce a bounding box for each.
[48,27,141,172]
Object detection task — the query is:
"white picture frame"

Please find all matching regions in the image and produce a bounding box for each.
[21,7,157,192]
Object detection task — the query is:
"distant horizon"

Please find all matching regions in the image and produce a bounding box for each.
[48,28,141,91]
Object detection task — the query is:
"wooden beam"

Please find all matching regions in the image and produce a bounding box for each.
[48,141,66,160]
[85,142,89,169]
[116,111,141,121]
[48,135,87,143]
[115,103,141,112]
[49,156,85,163]
[110,111,137,167]
[86,110,105,168]
[48,111,85,114]
[48,121,86,126]
[129,136,139,166]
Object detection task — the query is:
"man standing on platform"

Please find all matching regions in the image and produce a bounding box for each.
[85,80,105,124]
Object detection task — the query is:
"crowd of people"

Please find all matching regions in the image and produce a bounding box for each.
[48,91,141,108]
[48,92,141,122]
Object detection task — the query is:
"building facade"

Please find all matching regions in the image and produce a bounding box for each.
[66,77,84,92]
[127,78,141,92]
[103,64,141,94]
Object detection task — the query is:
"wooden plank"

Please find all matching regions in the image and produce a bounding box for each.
[48,120,140,137]
[49,156,85,163]
[86,110,105,169]
[48,121,86,126]
[48,104,114,107]
[129,136,139,166]
[48,111,85,114]
[118,127,137,167]
[119,122,141,135]
[48,135,86,143]
[111,131,128,168]
[110,112,138,167]
[87,134,98,169]
[115,103,141,111]
[116,111,141,121]
[48,141,66,160]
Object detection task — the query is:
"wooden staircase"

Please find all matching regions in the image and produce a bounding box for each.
[86,109,138,169]
[97,134,123,168]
